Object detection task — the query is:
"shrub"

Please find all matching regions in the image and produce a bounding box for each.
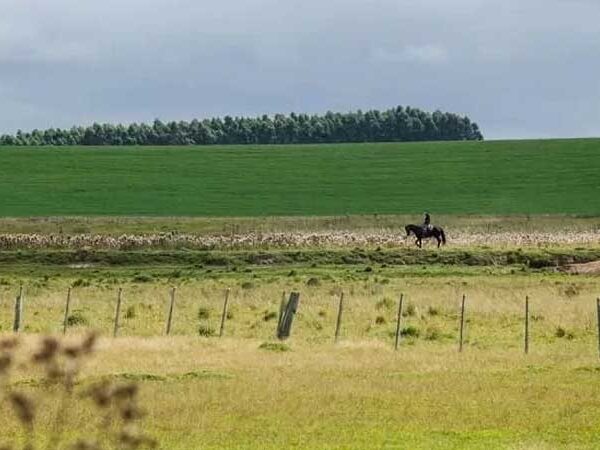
[306,277,320,287]
[376,297,395,310]
[198,325,216,337]
[259,342,290,352]
[72,278,90,288]
[124,306,136,319]
[403,303,417,317]
[241,281,254,290]
[375,316,386,325]
[401,325,420,338]
[132,273,153,283]
[197,307,211,320]
[66,310,88,327]
[427,306,439,316]
[424,326,441,341]
[555,326,574,339]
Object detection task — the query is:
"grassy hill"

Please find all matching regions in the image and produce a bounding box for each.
[0,139,598,217]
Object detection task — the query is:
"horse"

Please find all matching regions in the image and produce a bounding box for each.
[405,224,446,248]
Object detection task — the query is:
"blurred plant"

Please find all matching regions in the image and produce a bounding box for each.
[0,333,156,450]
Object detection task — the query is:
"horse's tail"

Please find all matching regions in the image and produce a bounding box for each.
[440,228,446,245]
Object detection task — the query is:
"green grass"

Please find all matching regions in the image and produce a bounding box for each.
[2,269,600,449]
[0,139,599,216]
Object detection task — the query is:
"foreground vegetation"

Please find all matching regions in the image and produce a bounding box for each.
[0,139,598,216]
[1,268,600,449]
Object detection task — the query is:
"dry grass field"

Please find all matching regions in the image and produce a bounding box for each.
[2,268,600,449]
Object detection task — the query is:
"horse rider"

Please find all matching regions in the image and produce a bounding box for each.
[423,212,433,232]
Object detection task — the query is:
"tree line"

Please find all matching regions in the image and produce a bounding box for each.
[0,106,483,146]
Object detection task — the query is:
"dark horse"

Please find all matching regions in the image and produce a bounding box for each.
[405,224,446,248]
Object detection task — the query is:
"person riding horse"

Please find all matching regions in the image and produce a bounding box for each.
[405,212,446,248]
[423,212,433,232]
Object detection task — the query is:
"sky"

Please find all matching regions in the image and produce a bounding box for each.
[0,0,599,140]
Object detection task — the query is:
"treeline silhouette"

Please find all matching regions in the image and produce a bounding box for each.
[0,106,482,146]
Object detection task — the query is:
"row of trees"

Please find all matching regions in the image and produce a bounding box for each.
[0,106,483,146]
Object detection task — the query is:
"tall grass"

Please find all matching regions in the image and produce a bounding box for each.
[1,270,599,448]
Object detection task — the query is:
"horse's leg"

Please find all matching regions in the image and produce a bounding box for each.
[436,236,441,248]
[416,238,422,248]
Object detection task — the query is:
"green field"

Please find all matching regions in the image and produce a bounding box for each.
[1,139,599,217]
[1,138,600,449]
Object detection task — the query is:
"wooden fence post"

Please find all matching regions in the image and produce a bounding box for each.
[459,294,466,352]
[277,292,300,340]
[113,288,123,337]
[394,293,404,350]
[277,291,286,333]
[219,288,230,337]
[334,293,344,343]
[13,285,23,333]
[595,297,600,358]
[63,287,72,335]
[524,296,530,354]
[166,287,177,335]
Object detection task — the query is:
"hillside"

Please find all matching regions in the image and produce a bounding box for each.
[0,139,598,217]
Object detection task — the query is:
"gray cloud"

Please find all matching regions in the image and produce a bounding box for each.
[0,0,599,138]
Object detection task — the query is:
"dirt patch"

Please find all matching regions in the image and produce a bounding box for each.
[560,260,600,275]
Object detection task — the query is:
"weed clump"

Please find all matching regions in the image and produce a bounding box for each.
[124,306,136,319]
[306,277,320,287]
[427,306,439,316]
[259,342,290,352]
[376,297,395,310]
[555,326,575,339]
[241,281,254,290]
[132,273,153,283]
[403,303,417,317]
[197,307,211,320]
[424,326,442,341]
[66,310,88,327]
[72,278,90,288]
[401,325,420,338]
[375,316,386,325]
[198,325,216,337]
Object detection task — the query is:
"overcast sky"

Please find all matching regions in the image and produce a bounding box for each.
[1,0,599,139]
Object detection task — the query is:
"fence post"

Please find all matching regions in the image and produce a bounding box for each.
[595,297,600,358]
[113,288,123,337]
[277,292,300,340]
[334,293,344,343]
[394,293,404,350]
[166,287,177,335]
[63,287,72,335]
[13,285,24,333]
[219,288,230,338]
[459,294,466,352]
[277,291,286,333]
[524,296,530,354]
